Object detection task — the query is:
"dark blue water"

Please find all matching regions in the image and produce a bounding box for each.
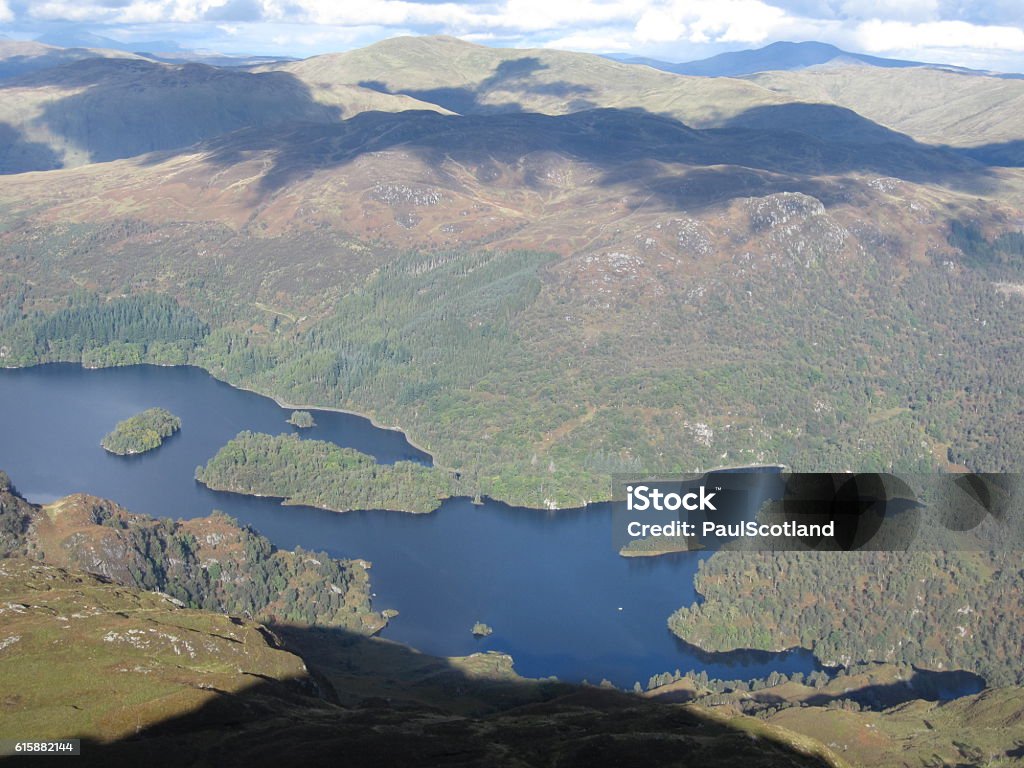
[0,364,822,687]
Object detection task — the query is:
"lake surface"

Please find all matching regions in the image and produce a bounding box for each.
[0,363,826,687]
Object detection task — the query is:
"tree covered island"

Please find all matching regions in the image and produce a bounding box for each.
[195,431,457,514]
[101,407,181,455]
[287,410,316,428]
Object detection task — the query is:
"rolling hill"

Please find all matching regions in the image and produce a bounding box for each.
[0,39,146,80]
[267,35,786,126]
[614,40,983,77]
[747,65,1024,162]
[0,53,445,173]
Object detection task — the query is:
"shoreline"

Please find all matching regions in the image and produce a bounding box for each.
[225,379,438,462]
[194,475,445,516]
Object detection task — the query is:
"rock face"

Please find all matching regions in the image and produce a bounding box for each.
[0,478,387,634]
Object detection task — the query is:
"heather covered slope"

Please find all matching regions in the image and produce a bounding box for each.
[1,36,1024,507]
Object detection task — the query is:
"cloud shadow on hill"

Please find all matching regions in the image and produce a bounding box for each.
[188,100,1002,216]
[0,58,342,170]
[358,56,597,115]
[0,122,63,174]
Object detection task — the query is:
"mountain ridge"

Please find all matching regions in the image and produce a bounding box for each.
[609,40,994,77]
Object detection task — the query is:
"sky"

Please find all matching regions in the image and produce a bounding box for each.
[2,0,1024,71]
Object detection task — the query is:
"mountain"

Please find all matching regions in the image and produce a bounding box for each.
[1,34,1023,509]
[9,35,1024,176]
[614,41,981,77]
[747,65,1024,162]
[0,55,445,172]
[266,35,785,126]
[0,38,146,80]
[2,96,1022,506]
[36,30,186,53]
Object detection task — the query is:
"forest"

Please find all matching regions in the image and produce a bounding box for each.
[3,221,1024,509]
[196,431,459,514]
[101,407,181,455]
[0,290,207,367]
[666,548,1024,687]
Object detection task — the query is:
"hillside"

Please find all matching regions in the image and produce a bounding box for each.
[0,55,444,173]
[270,35,786,127]
[645,662,1024,767]
[629,41,979,78]
[2,88,1024,506]
[749,65,1024,160]
[0,471,386,634]
[0,471,845,767]
[2,475,1023,767]
[0,39,146,80]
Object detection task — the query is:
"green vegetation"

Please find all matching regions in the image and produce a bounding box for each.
[667,550,1024,687]
[0,480,384,632]
[287,410,316,428]
[196,431,458,514]
[948,220,1024,272]
[472,622,494,637]
[6,224,1024,508]
[0,558,311,744]
[101,407,181,455]
[0,290,207,367]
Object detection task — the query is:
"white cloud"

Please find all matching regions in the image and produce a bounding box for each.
[543,31,634,51]
[5,0,1024,71]
[28,1,222,23]
[840,0,938,22]
[855,18,1024,53]
[635,0,790,44]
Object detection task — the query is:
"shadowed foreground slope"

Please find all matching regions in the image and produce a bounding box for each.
[0,558,842,768]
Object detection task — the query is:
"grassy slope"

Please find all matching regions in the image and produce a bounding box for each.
[0,558,310,742]
[0,556,851,768]
[274,35,786,126]
[748,65,1024,149]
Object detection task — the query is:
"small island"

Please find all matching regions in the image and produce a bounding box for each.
[287,410,316,428]
[101,407,181,456]
[471,622,493,637]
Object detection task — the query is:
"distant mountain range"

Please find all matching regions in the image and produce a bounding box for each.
[4,34,1024,174]
[607,40,996,77]
[0,31,292,78]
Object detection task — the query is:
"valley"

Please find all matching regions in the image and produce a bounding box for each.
[1,30,1024,766]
